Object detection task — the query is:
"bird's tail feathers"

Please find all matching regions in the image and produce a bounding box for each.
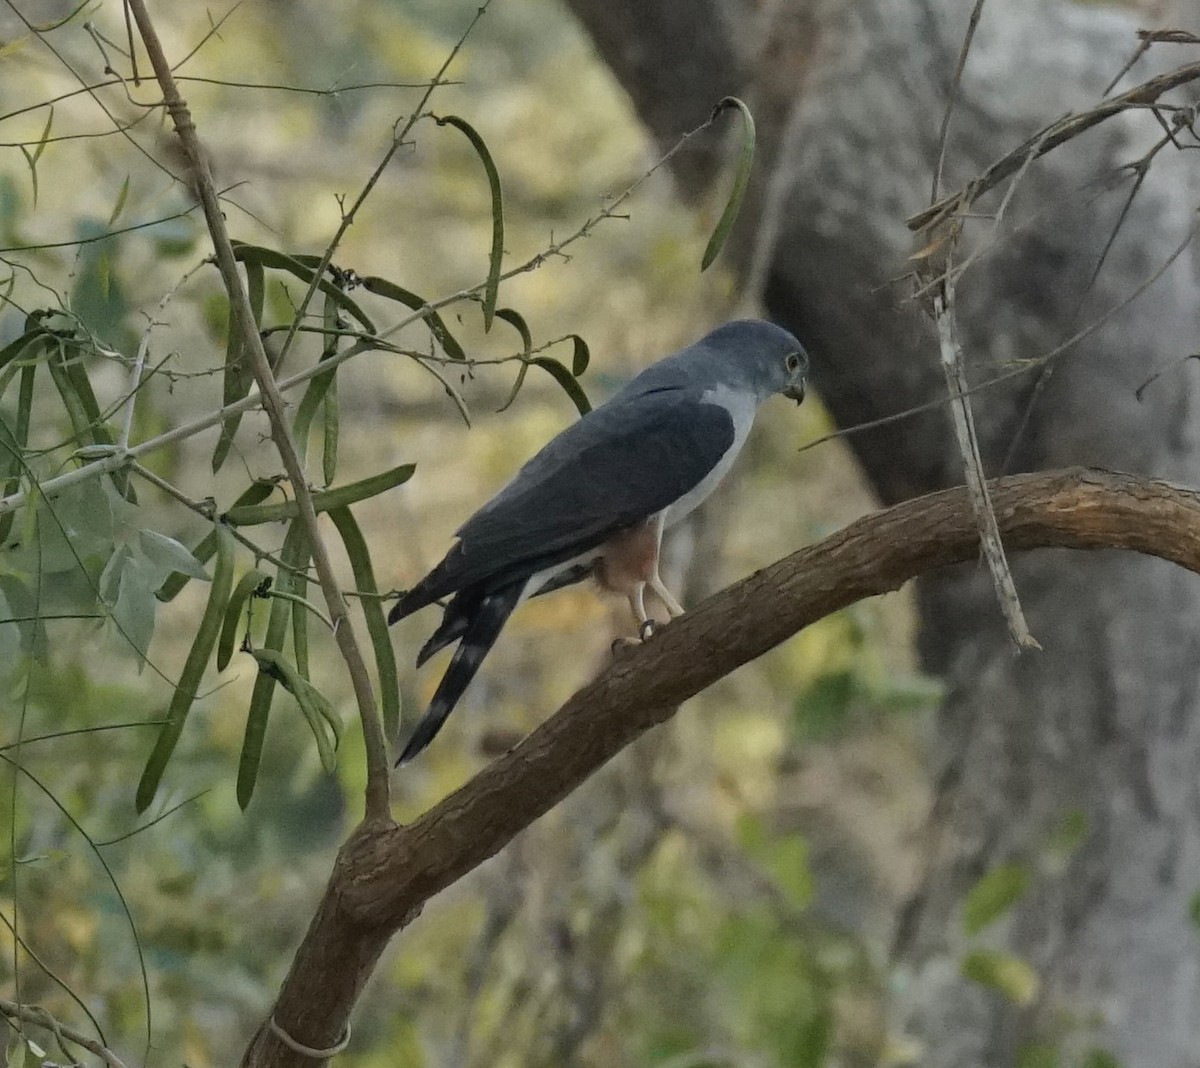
[396,582,523,765]
[415,594,471,667]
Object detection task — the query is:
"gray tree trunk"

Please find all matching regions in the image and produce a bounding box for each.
[562,1,1200,1064]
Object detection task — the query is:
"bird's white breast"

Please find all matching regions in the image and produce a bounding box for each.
[662,385,757,528]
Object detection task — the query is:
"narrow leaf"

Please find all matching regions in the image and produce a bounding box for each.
[496,306,532,412]
[0,362,35,545]
[108,174,131,226]
[436,114,504,330]
[136,523,236,812]
[249,648,341,773]
[329,506,400,742]
[701,96,756,272]
[156,479,276,601]
[212,294,251,473]
[359,276,467,361]
[225,463,416,525]
[237,521,308,808]
[322,374,339,485]
[231,241,375,333]
[216,568,270,671]
[532,357,591,415]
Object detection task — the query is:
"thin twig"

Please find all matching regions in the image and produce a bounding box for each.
[119,259,209,448]
[933,276,1039,650]
[910,61,1200,231]
[0,998,127,1068]
[931,0,987,203]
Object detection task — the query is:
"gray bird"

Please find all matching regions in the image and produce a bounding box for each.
[388,319,809,763]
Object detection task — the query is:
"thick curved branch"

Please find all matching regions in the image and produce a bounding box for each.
[245,466,1200,1065]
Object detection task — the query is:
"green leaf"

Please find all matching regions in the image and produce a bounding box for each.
[436,114,504,331]
[1081,1050,1121,1068]
[231,241,376,332]
[213,296,252,473]
[961,949,1039,1006]
[359,276,467,360]
[0,360,35,545]
[568,333,590,376]
[136,523,236,811]
[701,96,756,272]
[1016,1045,1060,1068]
[138,529,210,580]
[110,551,159,670]
[238,521,309,808]
[1044,807,1088,863]
[962,862,1031,936]
[217,568,271,672]
[156,479,276,602]
[532,356,591,415]
[225,463,415,525]
[496,306,532,412]
[108,174,131,226]
[793,669,856,741]
[322,374,339,485]
[7,1030,26,1068]
[19,105,53,209]
[329,506,400,743]
[250,648,341,773]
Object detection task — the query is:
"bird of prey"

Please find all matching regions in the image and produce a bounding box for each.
[388,318,809,763]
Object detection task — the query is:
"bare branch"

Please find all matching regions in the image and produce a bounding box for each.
[243,467,1200,1066]
[910,60,1200,232]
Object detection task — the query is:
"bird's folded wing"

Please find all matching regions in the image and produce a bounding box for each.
[425,389,736,600]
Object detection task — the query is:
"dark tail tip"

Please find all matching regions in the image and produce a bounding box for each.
[394,582,523,764]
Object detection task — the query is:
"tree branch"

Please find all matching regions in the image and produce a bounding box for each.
[242,466,1200,1065]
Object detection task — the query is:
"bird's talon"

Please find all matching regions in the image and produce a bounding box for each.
[639,619,657,640]
[611,635,639,655]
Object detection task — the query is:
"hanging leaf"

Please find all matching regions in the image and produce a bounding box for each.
[136,523,236,812]
[237,521,309,808]
[701,96,756,272]
[216,568,271,672]
[360,276,467,361]
[329,506,400,743]
[532,357,591,415]
[496,306,532,412]
[568,333,590,376]
[248,648,341,773]
[435,114,504,331]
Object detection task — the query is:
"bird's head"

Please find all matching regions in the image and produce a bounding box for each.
[702,319,809,406]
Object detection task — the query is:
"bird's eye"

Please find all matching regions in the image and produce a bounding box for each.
[785,351,802,373]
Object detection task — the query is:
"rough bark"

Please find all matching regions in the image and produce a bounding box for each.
[563,1,1200,1065]
[243,469,1200,1065]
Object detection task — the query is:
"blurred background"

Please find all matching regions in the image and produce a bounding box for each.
[1,0,1198,1066]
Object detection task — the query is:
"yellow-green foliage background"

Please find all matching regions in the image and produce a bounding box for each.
[0,1,937,1064]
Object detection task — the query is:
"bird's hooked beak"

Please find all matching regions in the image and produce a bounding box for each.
[784,381,806,405]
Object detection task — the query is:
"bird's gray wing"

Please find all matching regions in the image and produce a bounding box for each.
[392,388,735,616]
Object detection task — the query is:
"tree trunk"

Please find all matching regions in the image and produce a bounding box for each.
[562,0,1200,1064]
